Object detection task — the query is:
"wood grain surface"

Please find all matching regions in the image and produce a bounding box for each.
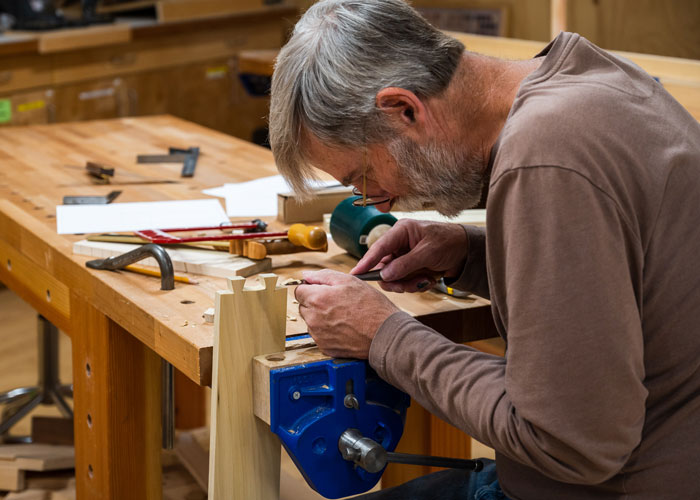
[208,275,286,499]
[0,115,494,387]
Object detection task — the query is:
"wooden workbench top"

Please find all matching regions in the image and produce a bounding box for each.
[0,116,493,387]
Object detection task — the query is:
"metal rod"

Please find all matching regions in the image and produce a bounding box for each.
[0,387,36,405]
[38,315,59,403]
[386,452,483,471]
[161,359,175,450]
[135,230,288,244]
[0,393,42,435]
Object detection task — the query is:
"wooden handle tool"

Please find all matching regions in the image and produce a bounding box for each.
[287,224,327,250]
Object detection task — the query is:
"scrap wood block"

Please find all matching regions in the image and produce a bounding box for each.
[0,464,25,491]
[208,274,287,499]
[4,490,50,500]
[252,346,330,425]
[30,417,74,446]
[277,187,353,223]
[175,431,209,493]
[0,444,74,472]
[25,470,74,492]
[49,487,75,500]
[163,463,205,500]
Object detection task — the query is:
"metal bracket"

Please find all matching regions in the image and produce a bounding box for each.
[85,243,175,290]
[137,146,200,178]
[62,190,121,205]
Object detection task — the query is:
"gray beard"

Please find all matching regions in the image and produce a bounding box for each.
[387,136,485,217]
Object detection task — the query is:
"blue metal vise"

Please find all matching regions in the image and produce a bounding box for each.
[269,358,410,498]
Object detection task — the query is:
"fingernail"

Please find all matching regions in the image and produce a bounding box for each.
[417,280,430,290]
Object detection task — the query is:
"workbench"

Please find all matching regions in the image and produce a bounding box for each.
[0,5,296,141]
[0,115,497,499]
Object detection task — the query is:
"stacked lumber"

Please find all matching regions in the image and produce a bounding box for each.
[0,444,74,498]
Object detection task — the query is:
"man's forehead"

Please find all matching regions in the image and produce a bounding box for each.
[303,134,359,178]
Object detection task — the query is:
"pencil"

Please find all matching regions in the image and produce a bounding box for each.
[124,265,199,284]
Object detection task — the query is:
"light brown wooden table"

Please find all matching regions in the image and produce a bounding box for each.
[0,115,496,498]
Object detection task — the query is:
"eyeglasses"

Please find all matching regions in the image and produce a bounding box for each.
[351,148,391,207]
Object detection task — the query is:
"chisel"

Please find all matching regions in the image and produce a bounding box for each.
[284,269,382,286]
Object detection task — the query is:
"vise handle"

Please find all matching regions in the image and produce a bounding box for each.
[339,429,483,473]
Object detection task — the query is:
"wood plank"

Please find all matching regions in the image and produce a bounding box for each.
[238,49,278,77]
[0,444,74,472]
[37,25,132,55]
[253,347,329,425]
[72,240,271,278]
[550,0,568,38]
[70,293,161,500]
[174,431,209,493]
[157,0,267,22]
[98,0,158,14]
[0,464,25,491]
[31,417,75,446]
[4,490,49,500]
[208,274,286,499]
[174,369,207,430]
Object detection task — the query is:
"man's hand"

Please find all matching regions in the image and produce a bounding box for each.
[295,269,399,359]
[351,220,468,293]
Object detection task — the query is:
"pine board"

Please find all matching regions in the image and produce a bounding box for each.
[0,444,74,472]
[72,240,271,278]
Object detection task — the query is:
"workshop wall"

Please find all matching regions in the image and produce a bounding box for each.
[291,0,700,59]
[0,9,292,144]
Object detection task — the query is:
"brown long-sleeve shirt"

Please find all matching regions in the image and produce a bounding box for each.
[369,32,700,499]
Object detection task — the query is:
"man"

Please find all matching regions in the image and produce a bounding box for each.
[269,1,700,498]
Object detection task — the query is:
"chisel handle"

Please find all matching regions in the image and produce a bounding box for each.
[288,223,328,250]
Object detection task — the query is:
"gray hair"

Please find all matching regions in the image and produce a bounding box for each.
[269,0,465,196]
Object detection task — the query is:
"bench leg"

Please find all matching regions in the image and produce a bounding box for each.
[71,295,162,500]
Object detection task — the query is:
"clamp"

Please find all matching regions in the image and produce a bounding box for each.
[269,358,409,498]
[267,357,483,498]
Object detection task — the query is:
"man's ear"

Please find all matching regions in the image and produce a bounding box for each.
[376,87,427,139]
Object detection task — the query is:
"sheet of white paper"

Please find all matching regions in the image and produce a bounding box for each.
[56,199,229,234]
[220,175,339,217]
[201,185,228,198]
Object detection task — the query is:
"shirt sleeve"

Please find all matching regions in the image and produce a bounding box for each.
[448,225,490,299]
[369,166,647,485]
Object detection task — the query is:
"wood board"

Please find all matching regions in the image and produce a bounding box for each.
[0,464,25,491]
[174,431,209,493]
[0,444,74,472]
[208,275,286,499]
[98,0,279,22]
[72,240,271,278]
